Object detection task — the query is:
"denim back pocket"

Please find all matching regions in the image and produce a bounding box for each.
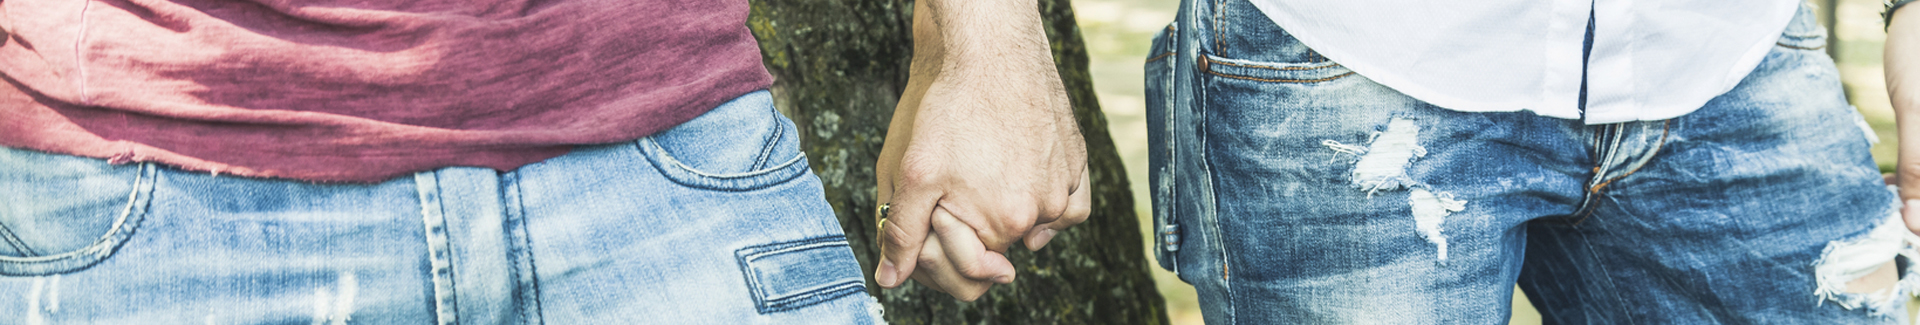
[637,90,811,192]
[735,236,865,314]
[0,147,155,276]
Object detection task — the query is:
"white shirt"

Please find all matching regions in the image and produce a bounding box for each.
[1248,0,1802,124]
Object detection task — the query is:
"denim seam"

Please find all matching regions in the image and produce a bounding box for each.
[1571,124,1628,223]
[1205,56,1342,71]
[0,222,38,257]
[500,172,545,325]
[751,106,786,171]
[1775,42,1827,51]
[1575,224,1638,325]
[1212,0,1225,53]
[637,138,811,192]
[1146,51,1175,63]
[1192,1,1236,320]
[1573,121,1669,225]
[1193,2,1237,319]
[1586,121,1669,192]
[735,236,864,314]
[1150,22,1182,272]
[416,171,464,325]
[0,163,155,277]
[1200,56,1355,84]
[1208,69,1357,84]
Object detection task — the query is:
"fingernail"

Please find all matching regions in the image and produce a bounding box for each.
[877,260,899,288]
[993,274,1014,284]
[1030,229,1057,250]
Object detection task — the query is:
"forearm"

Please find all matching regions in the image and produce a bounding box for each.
[920,0,1052,71]
[1889,8,1920,185]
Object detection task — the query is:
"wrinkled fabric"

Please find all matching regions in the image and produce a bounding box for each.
[1246,0,1798,123]
[0,0,771,182]
[0,91,883,324]
[1149,2,1911,323]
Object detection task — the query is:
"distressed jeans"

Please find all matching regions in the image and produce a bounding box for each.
[1148,1,1918,323]
[0,90,883,324]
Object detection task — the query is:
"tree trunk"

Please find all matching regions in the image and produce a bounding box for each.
[746,0,1170,324]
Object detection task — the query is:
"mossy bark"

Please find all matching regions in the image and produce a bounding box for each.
[746,0,1170,324]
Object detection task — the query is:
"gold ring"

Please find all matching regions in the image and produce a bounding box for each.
[876,203,891,230]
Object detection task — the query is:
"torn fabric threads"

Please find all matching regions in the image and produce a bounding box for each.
[1410,188,1466,263]
[26,277,46,325]
[1345,119,1425,196]
[46,275,59,313]
[1812,194,1920,315]
[331,272,358,325]
[1324,118,1464,263]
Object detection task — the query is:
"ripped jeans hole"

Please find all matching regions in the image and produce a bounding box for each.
[1324,118,1425,196]
[1813,205,1920,317]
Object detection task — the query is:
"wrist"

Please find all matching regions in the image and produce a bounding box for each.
[1891,0,1920,30]
[920,0,1053,77]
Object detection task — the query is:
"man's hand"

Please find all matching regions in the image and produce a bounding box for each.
[1889,7,1920,235]
[871,0,1093,299]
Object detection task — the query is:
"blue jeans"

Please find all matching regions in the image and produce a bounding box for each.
[1148,1,1915,323]
[0,90,883,324]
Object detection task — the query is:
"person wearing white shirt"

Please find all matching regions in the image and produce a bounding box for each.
[1147,0,1914,322]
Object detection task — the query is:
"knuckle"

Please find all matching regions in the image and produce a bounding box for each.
[882,225,920,250]
[895,157,941,186]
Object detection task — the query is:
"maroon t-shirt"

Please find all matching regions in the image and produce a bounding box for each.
[0,0,771,182]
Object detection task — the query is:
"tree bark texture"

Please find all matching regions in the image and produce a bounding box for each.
[747,0,1171,324]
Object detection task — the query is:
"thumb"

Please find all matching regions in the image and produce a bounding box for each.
[1898,113,1920,235]
[1898,158,1920,235]
[1898,170,1920,235]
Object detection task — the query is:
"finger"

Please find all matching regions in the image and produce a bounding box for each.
[939,195,1038,253]
[1027,172,1091,250]
[877,183,941,289]
[1890,14,1920,236]
[1898,119,1920,235]
[907,233,995,301]
[932,205,1017,283]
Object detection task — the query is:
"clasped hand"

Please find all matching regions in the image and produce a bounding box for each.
[871,0,1091,301]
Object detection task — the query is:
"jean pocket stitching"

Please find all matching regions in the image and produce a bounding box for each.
[1775,39,1827,51]
[1147,51,1176,63]
[638,138,811,192]
[1202,54,1354,84]
[750,116,787,171]
[735,236,866,314]
[0,162,156,276]
[0,223,37,256]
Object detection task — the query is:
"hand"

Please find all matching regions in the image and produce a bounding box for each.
[1889,8,1920,235]
[870,0,1093,299]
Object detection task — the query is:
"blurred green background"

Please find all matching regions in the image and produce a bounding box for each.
[1073,0,1905,323]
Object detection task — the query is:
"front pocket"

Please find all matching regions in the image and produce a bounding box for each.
[1774,4,1826,51]
[0,147,156,276]
[1202,54,1355,84]
[638,90,811,192]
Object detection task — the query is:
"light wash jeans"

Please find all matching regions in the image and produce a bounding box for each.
[0,90,884,324]
[1148,1,1916,323]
